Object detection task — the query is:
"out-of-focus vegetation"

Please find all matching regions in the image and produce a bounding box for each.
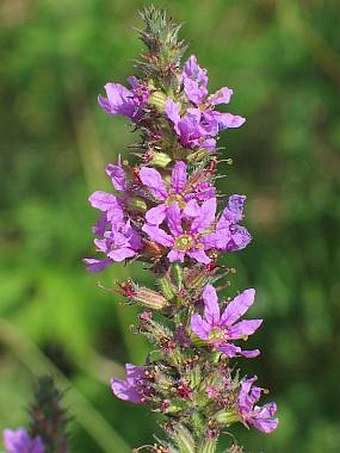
[0,0,339,451]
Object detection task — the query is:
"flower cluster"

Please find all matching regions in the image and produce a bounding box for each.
[84,7,278,452]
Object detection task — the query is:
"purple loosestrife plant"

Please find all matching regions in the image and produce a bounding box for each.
[2,376,69,453]
[85,7,278,452]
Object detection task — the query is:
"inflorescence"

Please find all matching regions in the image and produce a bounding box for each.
[83,7,278,452]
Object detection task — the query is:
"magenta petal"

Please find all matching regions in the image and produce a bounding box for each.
[111,363,148,405]
[168,249,185,263]
[182,55,209,105]
[83,258,112,272]
[142,224,173,247]
[103,82,135,117]
[228,225,253,251]
[209,87,233,105]
[202,284,220,325]
[227,195,246,221]
[187,248,211,264]
[98,95,112,114]
[199,137,216,152]
[190,313,211,340]
[167,203,183,236]
[201,232,220,250]
[183,199,201,217]
[111,378,142,403]
[252,416,279,434]
[106,163,126,191]
[217,343,242,358]
[145,204,167,225]
[250,403,279,433]
[220,288,256,326]
[191,198,217,233]
[171,161,187,193]
[227,319,263,340]
[92,212,108,236]
[139,167,168,200]
[89,191,118,211]
[218,112,246,129]
[240,348,261,358]
[107,247,136,262]
[165,98,181,129]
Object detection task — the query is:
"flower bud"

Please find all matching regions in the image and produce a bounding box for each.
[198,438,218,453]
[171,263,183,289]
[169,424,196,453]
[159,275,176,300]
[187,366,201,388]
[128,196,148,212]
[134,287,169,310]
[149,90,168,111]
[148,151,172,168]
[214,409,240,426]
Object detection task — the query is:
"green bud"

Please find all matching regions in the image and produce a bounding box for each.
[198,438,218,453]
[149,90,168,111]
[128,196,147,212]
[214,409,240,426]
[171,263,183,289]
[187,366,201,389]
[149,151,172,168]
[170,424,196,453]
[134,288,169,310]
[159,275,176,300]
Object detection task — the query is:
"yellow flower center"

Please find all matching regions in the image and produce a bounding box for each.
[174,234,194,251]
[209,327,226,346]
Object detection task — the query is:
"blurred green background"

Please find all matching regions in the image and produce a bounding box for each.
[0,0,339,451]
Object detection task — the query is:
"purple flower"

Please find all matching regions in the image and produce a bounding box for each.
[191,284,262,358]
[84,168,142,272]
[165,99,217,152]
[204,195,252,252]
[142,198,217,264]
[84,219,142,272]
[183,56,245,125]
[139,161,215,225]
[3,428,44,453]
[182,55,245,123]
[111,363,152,404]
[237,376,279,433]
[98,76,149,122]
[165,56,246,152]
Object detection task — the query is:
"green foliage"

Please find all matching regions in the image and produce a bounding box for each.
[0,0,339,451]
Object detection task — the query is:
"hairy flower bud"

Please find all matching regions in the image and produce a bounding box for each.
[214,409,240,426]
[198,437,218,453]
[159,275,177,300]
[147,151,172,168]
[133,287,170,310]
[149,90,168,111]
